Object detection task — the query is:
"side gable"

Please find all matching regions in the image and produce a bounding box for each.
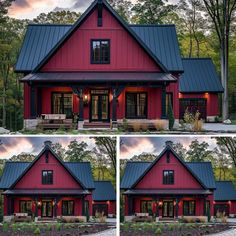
[10,147,86,190]
[132,147,207,190]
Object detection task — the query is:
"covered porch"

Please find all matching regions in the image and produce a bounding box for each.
[3,189,92,222]
[21,72,178,130]
[123,189,213,222]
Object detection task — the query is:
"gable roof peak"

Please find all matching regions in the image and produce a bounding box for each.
[165,140,173,149]
[44,140,52,149]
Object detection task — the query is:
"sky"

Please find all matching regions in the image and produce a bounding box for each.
[0,137,96,159]
[8,0,178,20]
[120,136,218,159]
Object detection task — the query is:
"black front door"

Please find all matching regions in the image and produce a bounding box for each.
[90,90,109,122]
[41,201,53,218]
[162,201,174,218]
[93,204,108,216]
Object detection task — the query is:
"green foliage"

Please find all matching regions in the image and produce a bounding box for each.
[2,222,9,232]
[33,227,41,235]
[155,227,162,235]
[55,223,62,231]
[168,96,175,130]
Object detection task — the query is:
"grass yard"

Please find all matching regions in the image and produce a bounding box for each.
[120,222,231,236]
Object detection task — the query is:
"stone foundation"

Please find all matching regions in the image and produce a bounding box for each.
[24,119,39,130]
[124,215,135,222]
[207,116,217,122]
[3,216,14,222]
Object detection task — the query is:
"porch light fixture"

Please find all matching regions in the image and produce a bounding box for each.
[37,201,41,207]
[159,201,163,206]
[107,201,110,205]
[228,201,231,205]
[84,94,89,105]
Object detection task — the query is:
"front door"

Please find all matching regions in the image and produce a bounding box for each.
[90,90,109,122]
[41,201,53,218]
[93,204,108,216]
[162,201,174,218]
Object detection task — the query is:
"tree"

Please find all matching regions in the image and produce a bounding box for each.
[172,142,187,160]
[51,142,66,160]
[94,137,116,176]
[131,152,157,162]
[186,139,213,162]
[108,0,133,22]
[0,0,13,23]
[33,11,81,24]
[65,140,92,162]
[132,0,176,24]
[215,137,236,167]
[10,152,35,162]
[201,0,236,120]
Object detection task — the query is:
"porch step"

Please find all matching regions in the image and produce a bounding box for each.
[159,218,178,223]
[83,122,111,129]
[37,218,57,223]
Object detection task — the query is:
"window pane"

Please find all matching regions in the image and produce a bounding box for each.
[126,94,136,118]
[42,170,53,184]
[91,40,110,64]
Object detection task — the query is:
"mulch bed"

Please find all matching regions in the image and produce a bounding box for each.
[121,223,231,236]
[0,223,110,236]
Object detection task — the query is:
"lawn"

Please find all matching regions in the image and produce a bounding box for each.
[0,222,111,236]
[120,222,231,236]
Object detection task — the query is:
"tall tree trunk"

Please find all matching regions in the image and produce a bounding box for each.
[2,86,6,128]
[189,34,193,57]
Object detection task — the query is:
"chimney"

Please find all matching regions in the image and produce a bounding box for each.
[44,140,52,148]
[165,141,173,148]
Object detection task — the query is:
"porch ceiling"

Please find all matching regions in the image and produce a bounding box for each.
[123,189,212,195]
[3,189,90,195]
[20,72,177,83]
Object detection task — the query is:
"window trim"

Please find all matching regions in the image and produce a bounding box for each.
[90,39,110,64]
[42,170,53,185]
[62,200,74,216]
[125,92,148,119]
[183,200,196,216]
[140,200,153,215]
[163,170,174,185]
[19,200,32,214]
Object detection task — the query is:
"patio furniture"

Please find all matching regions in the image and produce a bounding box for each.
[13,213,32,222]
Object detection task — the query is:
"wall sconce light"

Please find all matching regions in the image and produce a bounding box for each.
[107,201,110,205]
[37,201,41,208]
[84,94,89,106]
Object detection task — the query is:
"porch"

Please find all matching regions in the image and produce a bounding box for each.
[3,189,91,222]
[21,72,178,130]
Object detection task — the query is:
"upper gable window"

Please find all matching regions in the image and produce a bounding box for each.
[163,170,174,185]
[91,40,110,64]
[42,170,53,185]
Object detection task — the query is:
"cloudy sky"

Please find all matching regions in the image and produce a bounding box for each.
[120,136,218,159]
[0,137,96,159]
[8,0,178,20]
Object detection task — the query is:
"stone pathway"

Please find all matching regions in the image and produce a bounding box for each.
[203,123,236,132]
[87,228,116,236]
[207,228,236,236]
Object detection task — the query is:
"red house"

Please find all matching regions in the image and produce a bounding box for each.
[0,141,116,222]
[15,0,223,130]
[121,142,217,221]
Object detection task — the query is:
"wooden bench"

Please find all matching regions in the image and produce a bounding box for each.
[38,114,74,130]
[13,213,32,222]
[133,213,153,222]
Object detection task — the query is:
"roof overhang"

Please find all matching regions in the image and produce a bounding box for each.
[3,189,90,195]
[179,90,224,94]
[123,189,212,195]
[20,72,177,83]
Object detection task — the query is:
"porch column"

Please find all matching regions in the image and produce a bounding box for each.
[155,198,159,217]
[175,198,179,218]
[7,196,14,216]
[161,84,167,119]
[82,196,85,216]
[34,197,38,217]
[53,197,58,218]
[72,87,84,129]
[30,85,36,118]
[37,87,42,116]
[128,196,134,216]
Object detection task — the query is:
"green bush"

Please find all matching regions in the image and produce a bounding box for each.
[33,227,41,235]
[11,223,18,232]
[2,222,9,232]
[55,223,62,231]
[155,227,162,235]
[168,96,175,130]
[47,224,52,231]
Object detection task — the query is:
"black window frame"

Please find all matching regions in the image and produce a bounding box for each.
[62,200,74,216]
[42,170,53,185]
[183,200,196,216]
[140,200,153,215]
[163,170,174,185]
[19,200,32,215]
[91,39,110,64]
[125,92,148,119]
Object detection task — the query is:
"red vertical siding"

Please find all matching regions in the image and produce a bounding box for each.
[14,152,82,189]
[135,152,203,189]
[179,93,220,116]
[42,8,160,72]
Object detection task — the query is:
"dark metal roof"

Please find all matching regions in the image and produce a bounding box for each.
[180,58,224,93]
[93,181,116,201]
[123,189,212,195]
[15,24,71,72]
[3,189,90,195]
[130,25,183,72]
[20,72,177,83]
[121,150,215,190]
[214,181,236,201]
[15,1,183,73]
[0,161,94,190]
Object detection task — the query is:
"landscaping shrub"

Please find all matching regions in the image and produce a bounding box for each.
[2,222,9,232]
[168,96,175,130]
[122,118,129,131]
[132,122,141,132]
[141,123,148,132]
[11,223,18,232]
[193,111,203,132]
[55,223,62,231]
[47,224,52,231]
[153,119,165,131]
[33,227,41,235]
[155,227,162,235]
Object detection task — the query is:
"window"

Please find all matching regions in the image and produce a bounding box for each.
[52,93,73,118]
[20,201,32,215]
[42,170,53,185]
[163,170,174,184]
[141,201,153,215]
[91,40,110,64]
[126,93,147,119]
[183,201,196,216]
[62,201,74,216]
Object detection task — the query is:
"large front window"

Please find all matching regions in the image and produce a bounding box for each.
[91,40,110,64]
[52,92,73,118]
[141,201,153,215]
[20,201,32,215]
[183,201,196,216]
[163,170,174,184]
[42,170,53,185]
[62,201,74,216]
[126,93,147,119]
